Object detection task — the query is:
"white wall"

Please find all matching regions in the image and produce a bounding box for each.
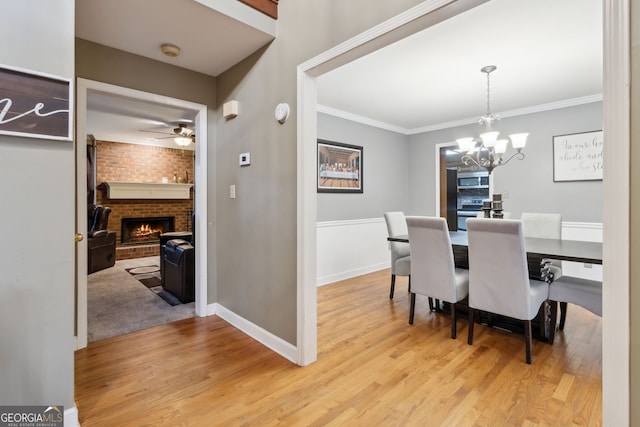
[316,218,389,285]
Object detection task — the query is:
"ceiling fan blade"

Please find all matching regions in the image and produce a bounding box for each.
[139,129,174,135]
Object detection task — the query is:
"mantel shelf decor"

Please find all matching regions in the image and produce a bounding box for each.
[103,182,193,200]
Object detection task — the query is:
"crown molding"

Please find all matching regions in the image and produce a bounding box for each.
[317,94,603,136]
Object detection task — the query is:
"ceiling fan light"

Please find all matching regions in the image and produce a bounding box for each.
[174,136,192,146]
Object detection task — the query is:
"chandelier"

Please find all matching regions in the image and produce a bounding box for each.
[456,65,528,174]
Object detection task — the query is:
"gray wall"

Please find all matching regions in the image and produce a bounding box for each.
[215,0,425,345]
[75,39,219,302]
[408,102,603,222]
[317,113,409,221]
[0,0,75,408]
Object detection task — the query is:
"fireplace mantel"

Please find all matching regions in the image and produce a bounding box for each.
[103,182,193,200]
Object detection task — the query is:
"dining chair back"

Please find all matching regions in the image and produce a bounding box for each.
[521,212,563,281]
[384,212,411,299]
[521,212,562,239]
[466,218,550,363]
[406,216,469,338]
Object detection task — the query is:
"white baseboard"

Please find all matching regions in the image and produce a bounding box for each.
[205,302,217,316]
[65,406,79,427]
[317,261,388,286]
[214,303,298,364]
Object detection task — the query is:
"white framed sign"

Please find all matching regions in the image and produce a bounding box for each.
[0,64,72,141]
[553,130,603,182]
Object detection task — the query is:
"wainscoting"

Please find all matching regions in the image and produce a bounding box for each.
[316,218,389,286]
[316,218,603,286]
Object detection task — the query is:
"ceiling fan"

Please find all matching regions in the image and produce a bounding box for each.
[141,123,196,146]
[172,124,195,146]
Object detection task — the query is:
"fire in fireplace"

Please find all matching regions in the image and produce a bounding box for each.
[121,217,175,245]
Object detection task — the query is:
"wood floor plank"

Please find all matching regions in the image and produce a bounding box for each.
[75,269,602,426]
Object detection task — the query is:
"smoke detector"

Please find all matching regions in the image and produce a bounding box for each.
[161,43,181,58]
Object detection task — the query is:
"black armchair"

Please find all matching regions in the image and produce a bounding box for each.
[88,205,116,274]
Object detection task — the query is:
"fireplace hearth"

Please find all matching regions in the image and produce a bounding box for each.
[121,217,174,245]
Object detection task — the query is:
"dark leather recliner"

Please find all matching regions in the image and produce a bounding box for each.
[161,239,195,303]
[88,205,116,274]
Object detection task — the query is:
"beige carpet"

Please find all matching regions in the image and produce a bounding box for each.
[87,256,195,342]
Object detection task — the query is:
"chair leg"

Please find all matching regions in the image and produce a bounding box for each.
[428,297,434,311]
[408,276,411,293]
[390,274,396,299]
[409,292,416,324]
[559,302,568,331]
[467,308,475,345]
[524,319,533,364]
[549,300,558,344]
[451,302,457,339]
[435,299,441,313]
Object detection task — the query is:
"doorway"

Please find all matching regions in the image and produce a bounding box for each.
[75,79,209,349]
[298,0,629,421]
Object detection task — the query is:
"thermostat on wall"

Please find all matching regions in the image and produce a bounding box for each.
[275,103,290,124]
[239,152,251,166]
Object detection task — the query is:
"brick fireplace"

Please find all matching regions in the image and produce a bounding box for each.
[94,140,194,260]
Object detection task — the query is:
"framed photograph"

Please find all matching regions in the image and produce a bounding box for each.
[0,64,72,141]
[317,139,363,193]
[553,130,603,182]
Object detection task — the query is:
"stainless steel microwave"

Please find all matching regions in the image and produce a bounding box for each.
[458,171,489,188]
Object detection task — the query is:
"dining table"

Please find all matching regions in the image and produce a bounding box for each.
[387,230,603,342]
[388,231,602,265]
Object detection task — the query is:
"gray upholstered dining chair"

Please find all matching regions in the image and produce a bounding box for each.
[521,212,563,280]
[466,218,550,364]
[548,276,602,342]
[384,212,411,299]
[406,216,469,339]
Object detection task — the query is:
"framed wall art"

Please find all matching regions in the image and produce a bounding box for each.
[553,130,603,182]
[0,64,72,141]
[317,139,363,193]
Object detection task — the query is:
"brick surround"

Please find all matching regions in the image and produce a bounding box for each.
[95,141,195,260]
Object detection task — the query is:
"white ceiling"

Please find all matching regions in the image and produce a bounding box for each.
[78,0,603,145]
[318,0,602,134]
[76,0,275,77]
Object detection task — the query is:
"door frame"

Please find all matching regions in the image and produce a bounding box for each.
[297,0,629,422]
[75,78,209,349]
[433,141,495,217]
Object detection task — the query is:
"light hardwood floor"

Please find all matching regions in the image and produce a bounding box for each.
[74,269,602,426]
